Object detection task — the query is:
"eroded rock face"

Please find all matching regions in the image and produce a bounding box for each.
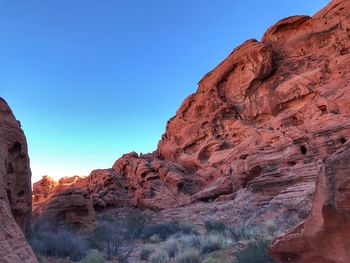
[111,152,201,210]
[33,188,95,226]
[33,0,350,231]
[0,98,37,262]
[0,99,32,231]
[32,175,58,206]
[156,0,350,218]
[270,141,350,263]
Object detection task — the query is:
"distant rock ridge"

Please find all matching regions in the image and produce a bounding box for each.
[0,98,37,262]
[33,0,350,261]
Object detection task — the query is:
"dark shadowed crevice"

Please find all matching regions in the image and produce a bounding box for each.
[339,137,347,144]
[9,141,22,155]
[300,145,307,155]
[242,165,262,188]
[7,162,14,173]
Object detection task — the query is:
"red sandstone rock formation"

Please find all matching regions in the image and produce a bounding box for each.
[0,98,37,262]
[32,175,95,225]
[33,188,95,226]
[32,175,58,205]
[33,0,350,235]
[270,141,350,263]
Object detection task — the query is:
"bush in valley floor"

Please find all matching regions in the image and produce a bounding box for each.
[226,220,280,243]
[149,250,169,263]
[29,224,88,261]
[200,234,225,254]
[201,250,232,263]
[174,248,201,263]
[29,211,150,262]
[30,212,284,262]
[204,220,226,233]
[140,231,234,262]
[88,211,150,262]
[80,250,105,263]
[141,221,197,241]
[140,220,285,263]
[139,244,155,261]
[236,239,277,263]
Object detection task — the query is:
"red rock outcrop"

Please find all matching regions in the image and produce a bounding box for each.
[33,0,350,233]
[156,0,350,219]
[32,175,58,205]
[0,98,37,262]
[33,188,95,226]
[32,175,96,225]
[270,141,350,263]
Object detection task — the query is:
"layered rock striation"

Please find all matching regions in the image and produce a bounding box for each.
[0,98,37,262]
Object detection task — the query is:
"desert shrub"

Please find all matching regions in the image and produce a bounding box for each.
[142,222,197,241]
[124,211,152,238]
[139,244,155,260]
[88,211,149,261]
[174,248,200,263]
[29,227,88,261]
[236,240,277,263]
[175,234,201,249]
[204,220,226,233]
[149,250,169,263]
[96,212,114,222]
[80,250,105,263]
[163,238,180,257]
[87,219,114,251]
[265,221,278,236]
[227,226,247,242]
[200,234,223,254]
[239,225,263,240]
[227,221,279,243]
[35,254,72,263]
[200,241,221,255]
[30,216,51,234]
[202,254,231,263]
[151,232,233,260]
[202,259,222,263]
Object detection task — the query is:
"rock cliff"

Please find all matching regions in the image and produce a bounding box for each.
[270,141,350,263]
[33,1,350,256]
[0,98,37,262]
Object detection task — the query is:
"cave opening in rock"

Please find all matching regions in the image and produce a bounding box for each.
[287,160,297,166]
[300,145,307,155]
[340,137,347,144]
[7,162,14,173]
[318,105,328,114]
[9,141,22,155]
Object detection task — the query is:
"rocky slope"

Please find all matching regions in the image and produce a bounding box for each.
[33,0,350,258]
[270,141,350,263]
[0,98,37,262]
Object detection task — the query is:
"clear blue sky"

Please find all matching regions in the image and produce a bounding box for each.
[0,0,329,182]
